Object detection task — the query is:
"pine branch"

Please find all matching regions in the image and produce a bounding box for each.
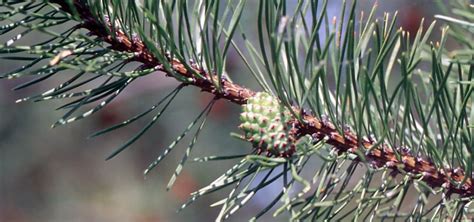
[49,0,474,197]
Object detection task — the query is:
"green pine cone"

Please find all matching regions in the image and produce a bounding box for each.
[239,92,296,157]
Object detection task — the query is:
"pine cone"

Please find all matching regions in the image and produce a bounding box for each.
[239,92,296,157]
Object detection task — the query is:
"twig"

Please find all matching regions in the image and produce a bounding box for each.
[50,0,474,197]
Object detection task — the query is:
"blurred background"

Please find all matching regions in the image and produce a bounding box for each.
[0,1,446,221]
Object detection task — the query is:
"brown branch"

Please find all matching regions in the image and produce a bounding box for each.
[50,0,474,197]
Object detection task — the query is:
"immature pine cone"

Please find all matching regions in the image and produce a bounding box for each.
[239,92,296,157]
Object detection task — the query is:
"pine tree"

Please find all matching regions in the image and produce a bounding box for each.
[1,0,473,220]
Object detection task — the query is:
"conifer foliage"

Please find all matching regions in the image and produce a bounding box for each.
[1,0,473,220]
